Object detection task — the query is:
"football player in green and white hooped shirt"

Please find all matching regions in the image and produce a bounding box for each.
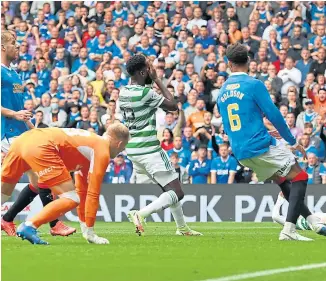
[272,191,326,230]
[119,55,201,236]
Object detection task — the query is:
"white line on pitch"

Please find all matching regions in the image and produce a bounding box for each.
[200,262,326,281]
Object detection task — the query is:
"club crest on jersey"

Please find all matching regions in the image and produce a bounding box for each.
[226,84,240,90]
[13,83,24,93]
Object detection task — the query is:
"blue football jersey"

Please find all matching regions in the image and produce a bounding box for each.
[211,156,238,184]
[167,148,191,168]
[1,64,29,140]
[217,73,296,160]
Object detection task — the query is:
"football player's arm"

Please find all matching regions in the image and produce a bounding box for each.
[253,81,296,146]
[85,151,110,227]
[1,107,32,121]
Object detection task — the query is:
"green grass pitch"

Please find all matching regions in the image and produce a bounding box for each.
[2,222,326,281]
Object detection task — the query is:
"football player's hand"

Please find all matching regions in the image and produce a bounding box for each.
[268,130,282,139]
[14,110,33,121]
[147,59,157,81]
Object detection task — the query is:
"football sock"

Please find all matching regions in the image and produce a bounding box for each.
[278,180,312,218]
[286,171,308,224]
[3,184,37,222]
[138,190,179,218]
[283,222,296,233]
[1,194,10,205]
[38,188,59,228]
[29,198,79,228]
[170,201,187,229]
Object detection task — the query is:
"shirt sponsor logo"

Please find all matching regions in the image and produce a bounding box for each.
[37,166,55,177]
[226,84,240,90]
[13,83,24,94]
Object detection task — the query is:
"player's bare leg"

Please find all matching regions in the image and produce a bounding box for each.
[17,180,79,245]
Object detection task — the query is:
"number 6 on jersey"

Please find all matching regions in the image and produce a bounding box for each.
[227,103,241,132]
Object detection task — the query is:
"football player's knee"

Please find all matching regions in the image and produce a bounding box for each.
[59,190,80,204]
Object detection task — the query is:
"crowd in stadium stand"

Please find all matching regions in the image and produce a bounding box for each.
[2,1,326,184]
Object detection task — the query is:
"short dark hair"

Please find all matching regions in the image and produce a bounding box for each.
[226,43,249,65]
[126,55,146,76]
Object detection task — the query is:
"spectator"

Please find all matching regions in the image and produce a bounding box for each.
[193,111,213,146]
[320,163,326,184]
[211,143,237,184]
[161,128,174,151]
[305,153,323,184]
[104,154,132,184]
[295,134,318,168]
[33,110,48,128]
[286,112,303,139]
[304,122,325,161]
[182,126,201,152]
[187,98,207,133]
[296,99,319,131]
[188,145,211,184]
[170,152,189,184]
[307,87,326,118]
[284,86,303,117]
[309,47,326,76]
[278,57,302,98]
[167,136,191,168]
[296,49,313,88]
[43,97,67,127]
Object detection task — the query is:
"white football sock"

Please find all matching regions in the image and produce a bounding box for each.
[138,190,178,218]
[170,201,187,229]
[1,194,10,204]
[283,222,296,233]
[272,192,286,225]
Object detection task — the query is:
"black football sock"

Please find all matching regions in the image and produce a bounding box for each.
[38,188,59,228]
[278,180,312,218]
[286,179,308,224]
[2,185,37,222]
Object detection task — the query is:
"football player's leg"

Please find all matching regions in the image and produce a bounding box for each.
[2,184,38,236]
[285,164,326,237]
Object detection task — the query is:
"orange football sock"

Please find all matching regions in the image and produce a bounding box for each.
[30,198,78,228]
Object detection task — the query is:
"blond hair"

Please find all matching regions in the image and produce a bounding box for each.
[1,30,15,46]
[106,123,130,142]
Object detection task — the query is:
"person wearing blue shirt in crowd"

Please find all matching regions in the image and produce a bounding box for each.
[182,126,201,152]
[210,143,238,184]
[305,153,323,184]
[295,134,319,168]
[208,127,225,159]
[72,47,95,73]
[309,2,326,21]
[18,42,32,62]
[195,26,215,52]
[308,24,326,48]
[36,58,51,89]
[188,146,211,184]
[112,2,128,21]
[89,33,110,64]
[217,43,321,241]
[113,67,129,88]
[103,154,132,183]
[18,59,32,82]
[296,49,313,87]
[167,136,191,168]
[86,26,99,53]
[135,36,157,57]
